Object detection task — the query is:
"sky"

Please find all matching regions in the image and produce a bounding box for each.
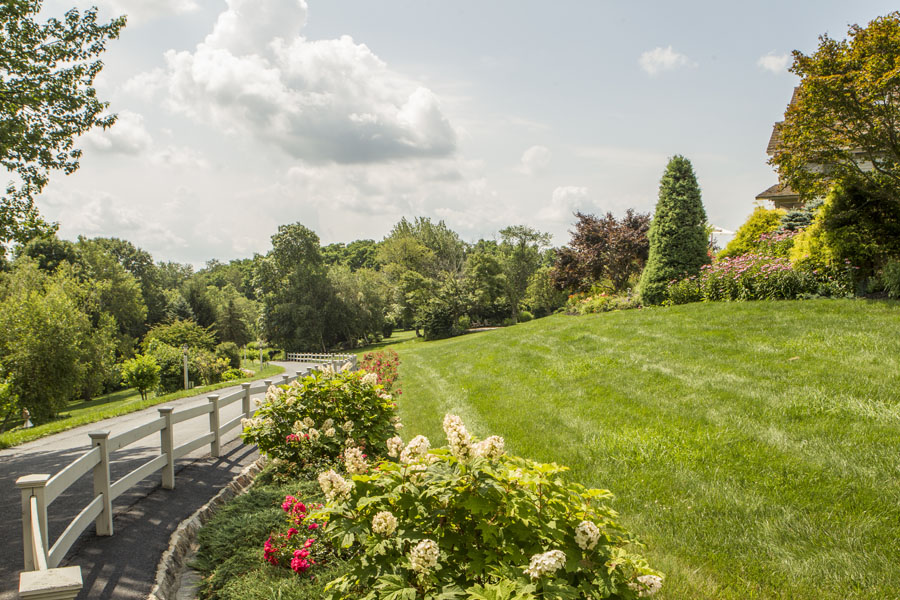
[33,0,899,266]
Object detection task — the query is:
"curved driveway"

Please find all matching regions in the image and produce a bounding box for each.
[0,362,311,600]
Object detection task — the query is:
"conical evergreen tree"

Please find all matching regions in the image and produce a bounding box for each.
[638,155,710,304]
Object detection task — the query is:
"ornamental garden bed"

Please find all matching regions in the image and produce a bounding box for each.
[192,351,662,599]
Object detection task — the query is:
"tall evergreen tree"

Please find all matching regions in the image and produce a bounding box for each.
[638,155,710,305]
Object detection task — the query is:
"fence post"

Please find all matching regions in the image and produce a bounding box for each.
[208,395,221,458]
[88,431,113,536]
[16,474,50,571]
[281,374,290,386]
[158,406,175,490]
[263,379,273,394]
[19,565,82,600]
[241,383,252,419]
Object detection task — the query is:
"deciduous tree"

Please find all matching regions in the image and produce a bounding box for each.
[1,1,125,248]
[772,12,900,199]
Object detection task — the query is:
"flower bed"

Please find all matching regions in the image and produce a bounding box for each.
[316,415,663,599]
[666,254,855,304]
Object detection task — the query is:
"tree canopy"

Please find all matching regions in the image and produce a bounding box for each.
[1,1,125,249]
[772,12,900,199]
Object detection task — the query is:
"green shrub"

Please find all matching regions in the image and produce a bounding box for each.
[456,315,471,331]
[120,354,160,401]
[421,300,456,341]
[718,207,786,259]
[142,318,216,352]
[216,341,241,369]
[241,369,400,473]
[318,415,663,599]
[638,155,710,305]
[517,310,534,322]
[665,254,856,304]
[221,368,245,381]
[566,288,641,315]
[381,319,395,340]
[883,260,900,299]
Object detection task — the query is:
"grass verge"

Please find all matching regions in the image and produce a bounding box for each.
[193,466,352,600]
[393,299,900,600]
[0,362,285,449]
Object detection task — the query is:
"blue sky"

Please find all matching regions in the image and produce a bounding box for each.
[36,0,898,265]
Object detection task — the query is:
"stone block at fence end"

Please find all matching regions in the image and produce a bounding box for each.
[19,566,82,600]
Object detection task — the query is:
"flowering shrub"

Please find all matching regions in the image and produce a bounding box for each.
[316,415,662,599]
[565,288,641,315]
[666,254,856,304]
[359,349,402,394]
[262,493,328,575]
[241,369,401,472]
[756,229,800,258]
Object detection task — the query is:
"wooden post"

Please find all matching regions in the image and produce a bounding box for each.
[19,566,83,600]
[16,474,50,571]
[208,395,221,458]
[88,431,113,536]
[158,406,175,490]
[241,383,252,419]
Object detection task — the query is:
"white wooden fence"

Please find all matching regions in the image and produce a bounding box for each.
[15,358,355,599]
[285,352,356,367]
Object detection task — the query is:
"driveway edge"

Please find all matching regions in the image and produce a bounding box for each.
[147,455,268,600]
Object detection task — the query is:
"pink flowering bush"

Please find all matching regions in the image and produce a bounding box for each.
[315,415,662,599]
[666,254,856,304]
[262,493,328,576]
[241,369,401,475]
[359,349,402,394]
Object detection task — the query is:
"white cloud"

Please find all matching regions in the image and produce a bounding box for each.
[757,52,791,74]
[639,46,695,76]
[150,146,212,170]
[519,145,551,176]
[539,186,592,222]
[129,0,457,164]
[82,110,153,155]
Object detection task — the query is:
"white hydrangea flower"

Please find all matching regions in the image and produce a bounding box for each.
[317,469,353,503]
[308,428,321,442]
[322,418,334,429]
[378,392,392,401]
[474,435,505,460]
[574,520,601,550]
[629,575,663,597]
[342,420,354,432]
[409,539,439,573]
[394,421,403,431]
[371,511,398,536]
[344,446,368,475]
[265,385,280,402]
[361,372,378,386]
[386,436,404,458]
[523,549,566,579]
[400,435,431,464]
[303,416,315,428]
[325,427,336,438]
[407,462,428,484]
[442,414,474,460]
[344,437,355,447]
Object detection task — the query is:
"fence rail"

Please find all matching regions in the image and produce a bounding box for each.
[14,355,356,599]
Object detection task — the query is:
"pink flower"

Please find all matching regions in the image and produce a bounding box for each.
[287,527,298,539]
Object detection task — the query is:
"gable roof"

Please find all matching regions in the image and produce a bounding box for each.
[765,88,800,156]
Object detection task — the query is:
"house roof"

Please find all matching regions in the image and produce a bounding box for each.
[765,88,800,156]
[755,183,800,200]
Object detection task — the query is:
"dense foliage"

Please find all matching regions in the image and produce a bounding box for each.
[240,369,400,474]
[551,210,650,293]
[638,156,710,305]
[665,254,855,304]
[771,12,900,200]
[718,208,785,259]
[318,415,662,599]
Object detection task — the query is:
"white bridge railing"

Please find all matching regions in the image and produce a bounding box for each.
[15,358,354,599]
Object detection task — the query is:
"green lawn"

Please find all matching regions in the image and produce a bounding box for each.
[392,299,900,600]
[0,360,285,449]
